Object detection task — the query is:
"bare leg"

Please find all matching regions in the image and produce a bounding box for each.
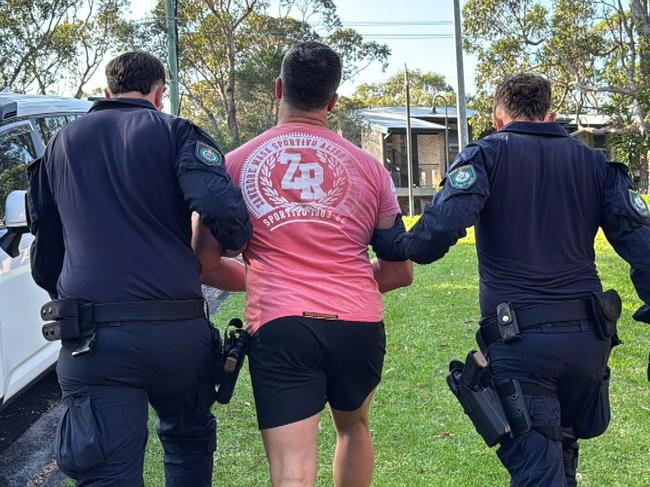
[330,390,376,487]
[261,412,321,487]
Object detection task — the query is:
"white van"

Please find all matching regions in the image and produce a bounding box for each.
[0,91,91,408]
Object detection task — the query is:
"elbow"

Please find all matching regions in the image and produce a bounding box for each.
[218,219,252,253]
[222,244,246,258]
[390,261,414,290]
[197,254,222,285]
[410,245,449,265]
[198,260,214,282]
[194,194,252,251]
[399,261,414,288]
[404,261,414,286]
[408,228,463,264]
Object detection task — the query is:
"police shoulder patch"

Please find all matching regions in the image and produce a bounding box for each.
[629,189,650,218]
[448,164,477,190]
[195,142,223,166]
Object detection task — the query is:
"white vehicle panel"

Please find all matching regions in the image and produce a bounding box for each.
[0,94,90,406]
[0,232,59,404]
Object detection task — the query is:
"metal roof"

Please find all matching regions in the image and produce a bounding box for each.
[555,113,610,127]
[354,108,448,133]
[0,91,91,119]
[360,106,610,124]
[371,106,477,119]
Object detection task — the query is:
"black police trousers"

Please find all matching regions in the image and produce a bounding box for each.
[55,318,217,487]
[487,320,612,487]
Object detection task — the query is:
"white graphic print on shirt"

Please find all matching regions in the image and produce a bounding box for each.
[239,133,363,230]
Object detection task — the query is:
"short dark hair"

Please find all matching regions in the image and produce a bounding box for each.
[493,74,552,121]
[280,41,342,111]
[105,51,166,96]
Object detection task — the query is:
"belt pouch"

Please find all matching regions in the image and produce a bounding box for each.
[590,290,621,340]
[40,299,82,341]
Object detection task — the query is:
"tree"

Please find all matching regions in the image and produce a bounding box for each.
[0,0,134,97]
[64,0,136,98]
[141,0,391,149]
[463,0,650,191]
[339,70,454,109]
[0,0,77,93]
[187,0,261,144]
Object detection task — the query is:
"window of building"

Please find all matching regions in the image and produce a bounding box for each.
[384,133,420,188]
[448,143,459,164]
[0,126,35,226]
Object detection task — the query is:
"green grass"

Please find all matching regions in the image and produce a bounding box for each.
[140,229,650,486]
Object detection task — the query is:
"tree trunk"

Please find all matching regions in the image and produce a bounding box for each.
[631,0,650,192]
[225,31,240,144]
[639,152,649,193]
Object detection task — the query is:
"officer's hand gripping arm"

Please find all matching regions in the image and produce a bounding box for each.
[406,189,486,264]
[371,144,490,264]
[601,162,650,324]
[371,214,414,291]
[370,197,478,265]
[370,215,410,261]
[176,125,252,254]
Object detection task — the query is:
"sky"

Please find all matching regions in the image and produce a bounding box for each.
[316,0,478,96]
[86,0,478,97]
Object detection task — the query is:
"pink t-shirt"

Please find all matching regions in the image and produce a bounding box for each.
[226,123,400,334]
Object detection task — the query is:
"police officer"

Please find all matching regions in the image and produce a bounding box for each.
[372,74,650,486]
[28,51,252,486]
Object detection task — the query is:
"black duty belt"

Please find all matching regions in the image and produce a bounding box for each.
[478,298,593,349]
[81,299,207,324]
[41,298,208,357]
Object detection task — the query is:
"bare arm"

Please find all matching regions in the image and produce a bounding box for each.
[192,213,246,292]
[372,214,413,293]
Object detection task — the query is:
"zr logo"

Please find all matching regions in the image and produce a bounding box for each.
[280,152,326,200]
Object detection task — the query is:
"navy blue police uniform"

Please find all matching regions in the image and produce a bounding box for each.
[27,98,252,486]
[372,121,650,487]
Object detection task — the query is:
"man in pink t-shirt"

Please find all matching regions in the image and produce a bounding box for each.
[196,42,412,487]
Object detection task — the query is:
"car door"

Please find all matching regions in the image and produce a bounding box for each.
[0,121,58,404]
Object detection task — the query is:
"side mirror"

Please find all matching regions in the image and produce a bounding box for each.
[0,190,29,258]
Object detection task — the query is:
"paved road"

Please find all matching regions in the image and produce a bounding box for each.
[0,371,60,456]
[0,370,65,486]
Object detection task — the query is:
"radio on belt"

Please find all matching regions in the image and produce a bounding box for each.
[496,303,521,343]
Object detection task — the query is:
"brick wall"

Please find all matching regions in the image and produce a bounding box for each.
[361,129,384,162]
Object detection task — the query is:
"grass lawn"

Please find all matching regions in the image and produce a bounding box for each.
[141,227,650,486]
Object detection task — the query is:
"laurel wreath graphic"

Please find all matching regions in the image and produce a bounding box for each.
[258,150,348,211]
[260,153,289,207]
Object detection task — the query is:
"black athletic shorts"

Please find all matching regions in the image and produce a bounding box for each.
[248,316,386,430]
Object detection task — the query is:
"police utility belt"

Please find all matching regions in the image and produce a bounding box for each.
[477,289,623,351]
[447,290,622,448]
[40,298,250,405]
[41,298,208,356]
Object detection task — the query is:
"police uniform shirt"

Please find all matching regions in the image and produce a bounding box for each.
[28,98,251,301]
[373,121,650,316]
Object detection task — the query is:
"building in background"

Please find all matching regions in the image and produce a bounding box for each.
[555,114,612,158]
[341,106,474,213]
[341,108,613,213]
